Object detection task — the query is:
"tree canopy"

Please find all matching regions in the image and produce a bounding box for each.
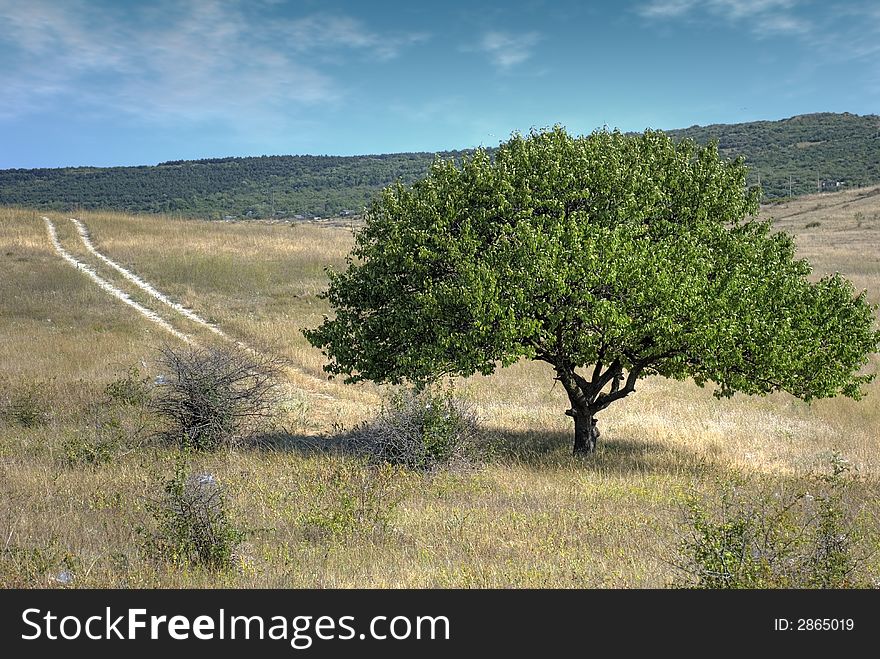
[304,126,880,454]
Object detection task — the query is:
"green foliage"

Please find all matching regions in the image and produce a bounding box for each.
[104,364,151,407]
[305,126,879,437]
[0,378,52,428]
[675,457,874,588]
[62,366,153,467]
[0,542,80,587]
[61,425,122,468]
[141,456,245,570]
[351,387,485,471]
[299,460,410,542]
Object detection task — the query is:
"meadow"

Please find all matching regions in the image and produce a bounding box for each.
[1,185,879,588]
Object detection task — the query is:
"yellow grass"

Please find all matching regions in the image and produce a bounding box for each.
[1,188,879,588]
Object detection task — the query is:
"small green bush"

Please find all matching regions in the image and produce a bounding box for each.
[1,378,52,428]
[104,364,151,407]
[141,458,245,569]
[674,455,874,588]
[350,387,485,471]
[299,460,409,542]
[61,371,152,467]
[61,430,121,468]
[0,543,79,587]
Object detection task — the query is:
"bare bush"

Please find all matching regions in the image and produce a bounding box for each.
[349,387,486,471]
[152,345,284,450]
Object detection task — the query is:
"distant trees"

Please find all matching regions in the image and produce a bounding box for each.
[2,113,879,217]
[305,126,880,455]
[0,152,469,219]
[668,112,880,198]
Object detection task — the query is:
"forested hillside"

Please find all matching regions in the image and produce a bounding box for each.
[2,112,878,219]
[668,112,880,199]
[0,152,463,219]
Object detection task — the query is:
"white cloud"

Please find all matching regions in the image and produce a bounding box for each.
[752,13,810,36]
[283,13,428,61]
[0,0,427,123]
[478,31,541,70]
[637,0,808,35]
[638,0,699,18]
[639,0,880,62]
[711,0,797,20]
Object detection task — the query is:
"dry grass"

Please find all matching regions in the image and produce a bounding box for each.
[1,190,879,588]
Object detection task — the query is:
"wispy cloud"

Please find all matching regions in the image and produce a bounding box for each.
[638,0,700,18]
[638,0,808,35]
[283,13,428,61]
[752,13,810,36]
[478,31,542,70]
[639,0,880,62]
[0,0,427,123]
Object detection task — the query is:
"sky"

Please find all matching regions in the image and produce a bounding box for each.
[1,0,878,168]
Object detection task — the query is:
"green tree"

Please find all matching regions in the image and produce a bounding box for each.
[304,127,879,455]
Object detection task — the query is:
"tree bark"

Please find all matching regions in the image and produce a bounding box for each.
[568,407,597,455]
[573,411,590,454]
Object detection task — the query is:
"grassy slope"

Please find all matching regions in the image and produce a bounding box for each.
[1,190,879,588]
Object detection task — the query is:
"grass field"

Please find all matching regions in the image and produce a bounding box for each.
[1,187,879,588]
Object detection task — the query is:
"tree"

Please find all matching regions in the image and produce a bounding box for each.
[304,126,879,455]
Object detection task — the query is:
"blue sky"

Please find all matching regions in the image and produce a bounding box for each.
[1,0,878,168]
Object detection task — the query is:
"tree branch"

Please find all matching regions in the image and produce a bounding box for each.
[594,363,645,410]
[595,358,623,392]
[555,365,589,410]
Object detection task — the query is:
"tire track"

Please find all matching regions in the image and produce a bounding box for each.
[70,217,227,339]
[67,217,337,401]
[43,217,191,343]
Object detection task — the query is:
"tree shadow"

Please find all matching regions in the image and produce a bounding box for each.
[255,425,725,479]
[490,428,727,479]
[253,426,389,458]
[253,430,352,456]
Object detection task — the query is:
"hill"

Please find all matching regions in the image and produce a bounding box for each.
[669,112,880,199]
[1,112,878,219]
[0,151,466,220]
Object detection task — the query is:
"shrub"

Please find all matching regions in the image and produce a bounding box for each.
[0,542,80,588]
[61,429,121,468]
[299,460,410,542]
[350,387,485,471]
[674,456,874,588]
[1,378,52,428]
[152,345,284,450]
[141,457,245,569]
[104,364,151,407]
[62,367,153,467]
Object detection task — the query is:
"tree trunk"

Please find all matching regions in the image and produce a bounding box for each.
[555,365,604,456]
[571,408,597,455]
